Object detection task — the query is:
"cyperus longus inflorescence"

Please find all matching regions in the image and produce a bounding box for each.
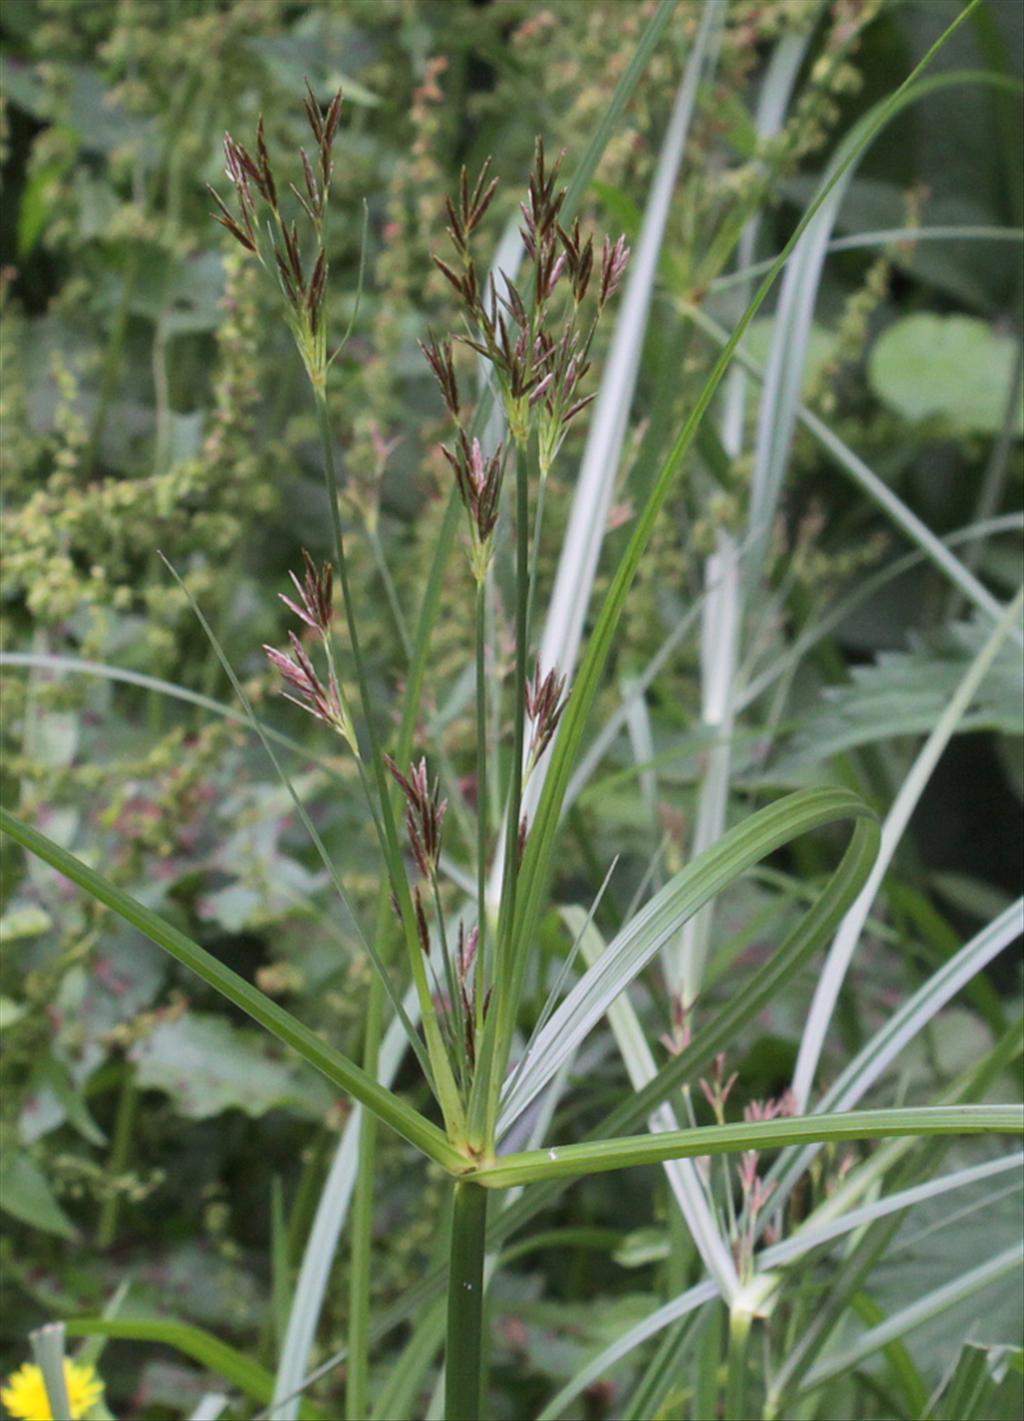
[262,550,357,755]
[436,140,629,454]
[209,84,342,389]
[422,138,630,580]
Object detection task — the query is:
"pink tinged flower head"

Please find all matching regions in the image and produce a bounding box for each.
[278,550,334,633]
[263,632,355,751]
[525,662,569,766]
[441,432,505,566]
[385,754,447,878]
[599,234,630,307]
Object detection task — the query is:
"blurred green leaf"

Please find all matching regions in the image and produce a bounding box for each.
[0,997,29,1030]
[130,1012,334,1120]
[931,1342,1024,1420]
[0,902,53,941]
[17,160,65,257]
[777,618,1023,770]
[0,1153,77,1238]
[870,313,1023,434]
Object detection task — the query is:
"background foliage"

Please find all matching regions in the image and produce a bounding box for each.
[1,1,1021,1418]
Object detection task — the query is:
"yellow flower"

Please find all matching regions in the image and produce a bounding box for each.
[0,1359,104,1421]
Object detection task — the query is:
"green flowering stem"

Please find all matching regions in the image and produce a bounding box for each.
[468,434,533,1151]
[96,1068,138,1250]
[524,466,549,658]
[312,389,467,1144]
[505,434,532,920]
[346,974,382,1421]
[724,1304,752,1421]
[445,1180,488,1420]
[474,576,488,1037]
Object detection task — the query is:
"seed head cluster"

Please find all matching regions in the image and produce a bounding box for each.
[263,551,357,754]
[525,662,568,773]
[209,84,343,387]
[385,755,448,881]
[427,137,630,463]
[440,432,505,584]
[421,137,629,585]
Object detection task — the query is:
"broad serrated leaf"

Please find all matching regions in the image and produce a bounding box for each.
[777,619,1023,770]
[129,1012,334,1120]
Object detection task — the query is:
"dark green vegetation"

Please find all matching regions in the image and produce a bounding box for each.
[1,2,1022,1419]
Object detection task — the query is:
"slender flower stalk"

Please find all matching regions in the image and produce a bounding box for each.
[474,578,489,1036]
[422,136,629,1152]
[497,436,532,1078]
[211,88,467,1144]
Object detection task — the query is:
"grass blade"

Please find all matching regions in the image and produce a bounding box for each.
[64,1318,325,1419]
[474,1105,1022,1188]
[0,806,463,1171]
[500,786,876,1132]
[0,651,342,776]
[272,984,419,1419]
[770,898,1024,1212]
[768,1154,1023,1271]
[536,1155,1022,1420]
[29,1323,71,1421]
[157,553,432,1082]
[685,302,1022,638]
[486,1,987,1140]
[569,904,741,1300]
[508,0,727,893]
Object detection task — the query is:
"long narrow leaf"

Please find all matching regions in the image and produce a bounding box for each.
[767,1153,1023,1271]
[0,652,331,770]
[485,1,987,1138]
[500,787,876,1131]
[685,302,1021,636]
[0,807,463,1172]
[473,1105,1022,1189]
[536,1153,1022,1420]
[272,984,419,1418]
[770,898,1024,1211]
[673,17,815,1000]
[568,904,741,1301]
[64,1318,325,1419]
[489,0,726,903]
[277,1018,1024,1405]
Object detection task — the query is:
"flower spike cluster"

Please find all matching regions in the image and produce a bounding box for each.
[427,136,629,465]
[422,139,629,584]
[385,755,448,880]
[263,552,357,754]
[209,86,343,388]
[525,662,568,774]
[440,433,505,584]
[279,548,334,632]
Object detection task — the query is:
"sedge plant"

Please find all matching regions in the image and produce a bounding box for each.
[3,4,1022,1418]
